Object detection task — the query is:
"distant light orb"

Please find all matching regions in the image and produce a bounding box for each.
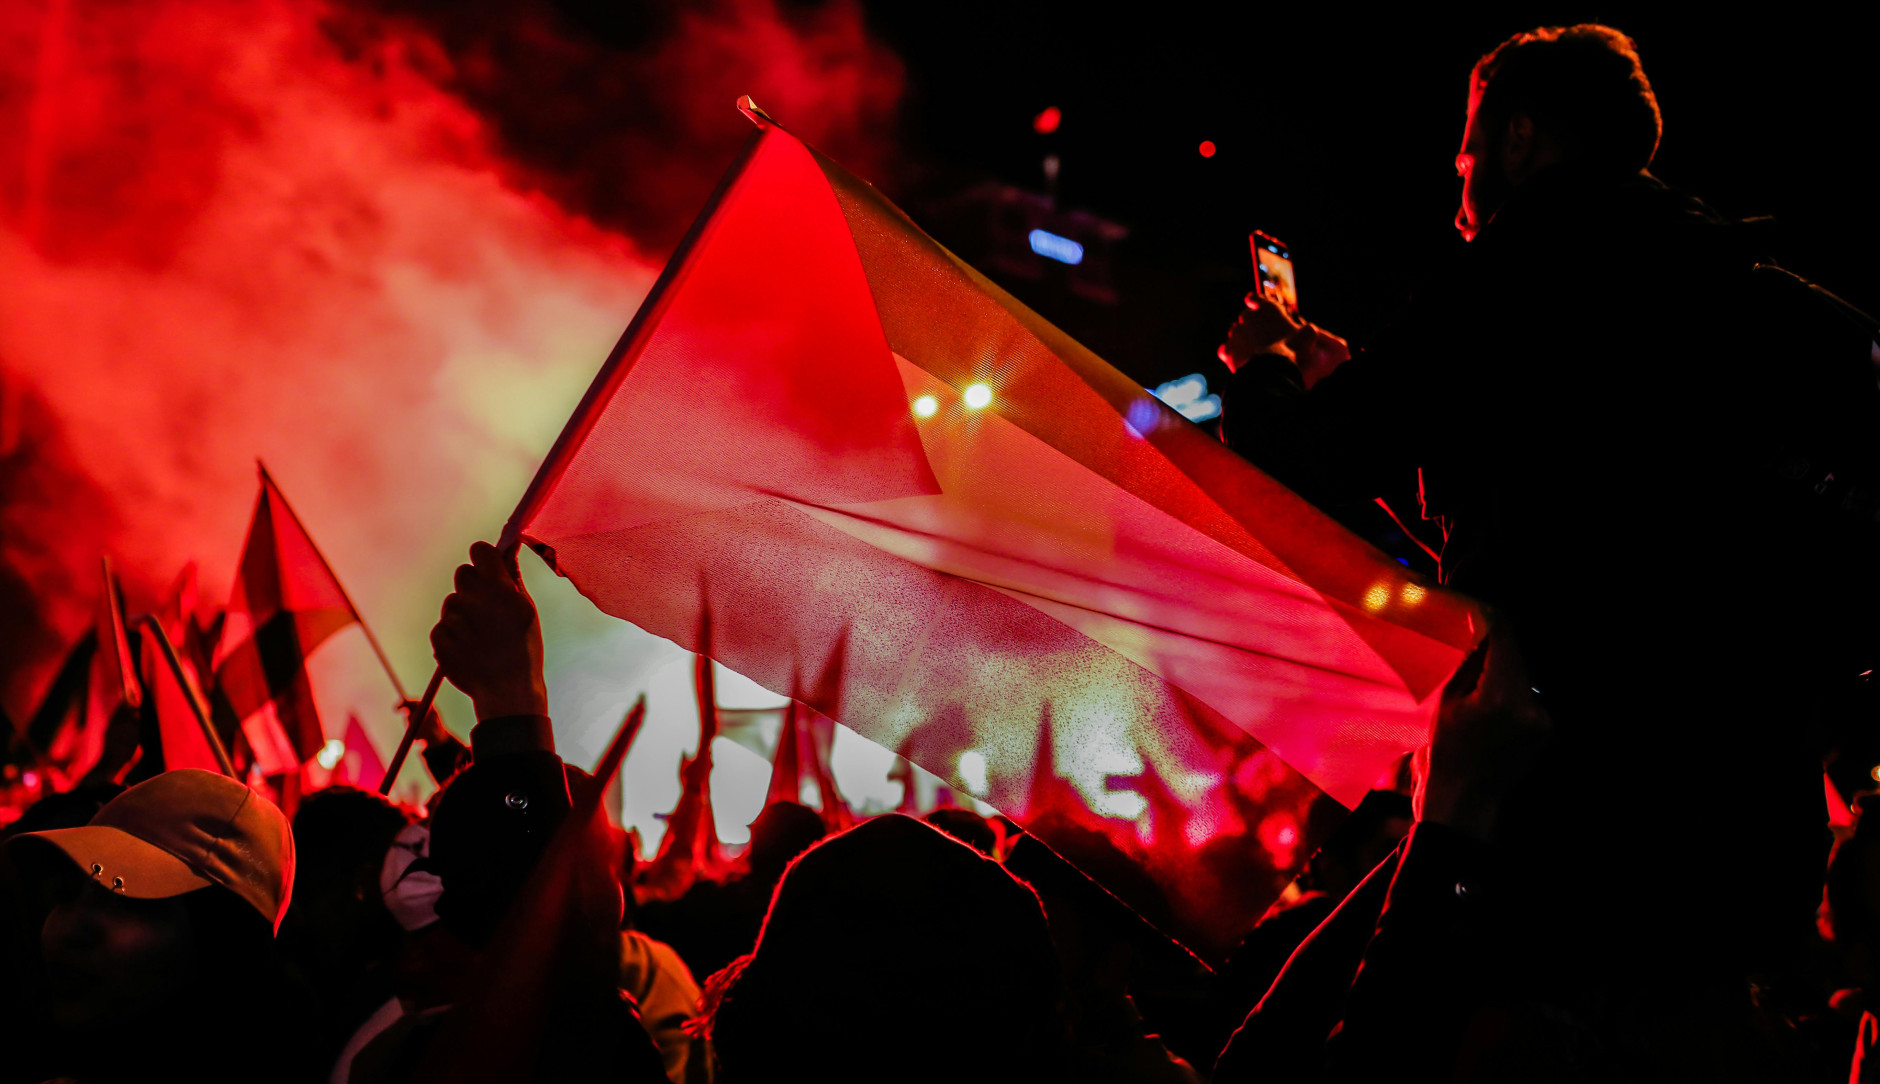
[316,738,346,770]
[1361,583,1391,612]
[912,394,939,418]
[963,383,993,409]
[1033,106,1062,134]
[958,749,990,796]
[1399,582,1427,605]
[1871,764,1880,782]
[1198,140,1217,158]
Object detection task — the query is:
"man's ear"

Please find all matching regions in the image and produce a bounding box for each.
[1500,113,1535,177]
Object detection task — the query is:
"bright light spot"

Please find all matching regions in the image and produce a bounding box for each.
[1151,373,1222,422]
[963,383,994,409]
[1400,582,1427,605]
[1198,140,1217,158]
[21,771,39,789]
[316,738,345,770]
[958,749,990,796]
[1033,105,1062,134]
[1871,764,1880,783]
[1027,228,1084,265]
[912,394,939,418]
[1362,583,1391,611]
[1277,824,1298,846]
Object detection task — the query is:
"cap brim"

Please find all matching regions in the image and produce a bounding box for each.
[18,825,215,900]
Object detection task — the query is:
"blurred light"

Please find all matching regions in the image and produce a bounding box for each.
[1033,106,1062,134]
[1362,583,1391,611]
[1276,824,1298,847]
[912,394,938,418]
[1871,764,1880,782]
[1198,140,1217,158]
[1399,582,1427,605]
[316,738,345,770]
[958,749,990,796]
[963,383,993,409]
[21,771,38,789]
[1027,228,1084,265]
[1151,373,1221,422]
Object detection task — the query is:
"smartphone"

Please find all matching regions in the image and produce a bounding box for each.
[1250,231,1298,316]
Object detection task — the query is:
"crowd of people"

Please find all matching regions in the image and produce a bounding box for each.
[0,20,1876,1083]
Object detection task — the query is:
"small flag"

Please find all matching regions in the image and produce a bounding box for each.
[140,627,225,774]
[212,466,359,768]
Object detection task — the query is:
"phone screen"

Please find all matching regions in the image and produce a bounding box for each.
[1250,231,1298,315]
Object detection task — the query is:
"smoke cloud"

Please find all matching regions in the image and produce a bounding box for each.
[0,0,906,816]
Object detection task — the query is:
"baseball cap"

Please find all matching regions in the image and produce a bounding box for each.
[11,768,296,932]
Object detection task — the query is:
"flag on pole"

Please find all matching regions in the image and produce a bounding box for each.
[501,99,1482,955]
[766,700,852,832]
[339,714,386,790]
[212,466,360,771]
[643,648,724,897]
[140,623,227,775]
[66,558,142,782]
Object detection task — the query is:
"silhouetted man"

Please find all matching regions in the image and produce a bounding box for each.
[1218,23,1855,1072]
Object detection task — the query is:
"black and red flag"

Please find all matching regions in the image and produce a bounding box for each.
[212,465,362,775]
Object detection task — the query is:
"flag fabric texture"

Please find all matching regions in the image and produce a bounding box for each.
[213,467,359,773]
[506,100,1483,955]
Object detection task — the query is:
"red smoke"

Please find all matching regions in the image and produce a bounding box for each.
[0,0,904,725]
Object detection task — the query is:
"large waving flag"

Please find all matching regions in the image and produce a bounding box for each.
[213,465,360,773]
[504,100,1482,955]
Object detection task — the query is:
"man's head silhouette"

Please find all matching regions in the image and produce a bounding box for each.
[1455,25,1663,239]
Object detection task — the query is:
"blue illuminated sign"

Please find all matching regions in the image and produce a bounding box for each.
[1027,228,1085,266]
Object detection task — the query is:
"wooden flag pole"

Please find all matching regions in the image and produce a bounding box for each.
[256,462,412,703]
[133,615,237,778]
[379,666,443,795]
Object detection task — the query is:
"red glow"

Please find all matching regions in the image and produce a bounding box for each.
[1198,140,1217,158]
[0,0,905,725]
[1032,106,1061,134]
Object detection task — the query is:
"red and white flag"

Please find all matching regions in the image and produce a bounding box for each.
[502,100,1482,954]
[213,466,359,774]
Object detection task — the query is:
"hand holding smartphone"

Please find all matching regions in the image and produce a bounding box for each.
[1250,230,1299,316]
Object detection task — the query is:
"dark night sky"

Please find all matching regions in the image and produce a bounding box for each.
[466,1,1879,384]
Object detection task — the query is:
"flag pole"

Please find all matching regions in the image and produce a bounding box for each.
[133,615,237,778]
[255,462,411,703]
[380,112,775,797]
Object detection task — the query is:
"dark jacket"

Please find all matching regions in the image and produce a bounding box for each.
[1220,166,1837,1042]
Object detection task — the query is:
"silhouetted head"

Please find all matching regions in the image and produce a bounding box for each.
[709,815,1065,1082]
[280,785,414,987]
[742,801,825,880]
[1456,25,1661,239]
[924,807,999,856]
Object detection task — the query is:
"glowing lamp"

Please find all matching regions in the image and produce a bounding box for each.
[1033,106,1062,134]
[963,383,993,409]
[1198,140,1217,158]
[1027,228,1084,266]
[1361,583,1390,612]
[316,738,345,770]
[912,394,939,418]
